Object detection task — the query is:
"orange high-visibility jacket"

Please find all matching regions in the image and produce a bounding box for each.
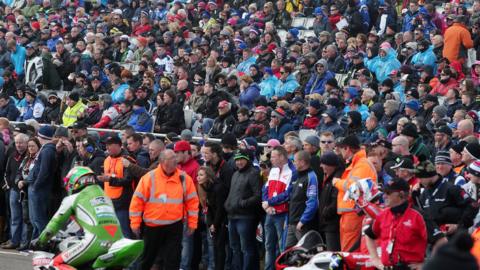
[104,156,126,200]
[334,149,377,214]
[472,227,480,264]
[129,167,199,230]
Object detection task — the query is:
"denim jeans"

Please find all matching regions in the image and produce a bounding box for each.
[115,208,132,239]
[28,186,49,239]
[264,213,287,270]
[180,223,194,270]
[9,189,27,245]
[228,218,259,270]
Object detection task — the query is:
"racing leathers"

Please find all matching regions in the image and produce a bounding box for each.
[37,185,123,267]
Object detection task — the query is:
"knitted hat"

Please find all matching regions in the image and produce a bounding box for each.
[272,108,287,119]
[400,123,418,138]
[53,126,69,138]
[320,151,341,167]
[468,160,480,177]
[180,129,193,141]
[423,232,478,270]
[435,125,452,137]
[266,139,281,148]
[433,105,448,118]
[234,149,251,161]
[415,160,437,178]
[435,151,452,165]
[38,125,55,140]
[465,142,480,160]
[304,135,320,148]
[405,99,420,111]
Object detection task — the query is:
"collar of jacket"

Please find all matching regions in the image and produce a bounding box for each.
[390,200,408,215]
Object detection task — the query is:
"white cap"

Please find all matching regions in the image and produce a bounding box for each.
[112,9,123,16]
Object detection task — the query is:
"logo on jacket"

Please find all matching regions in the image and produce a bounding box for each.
[159,193,167,203]
[403,219,412,227]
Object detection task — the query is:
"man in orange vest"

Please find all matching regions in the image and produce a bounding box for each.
[130,149,199,270]
[97,135,135,239]
[333,135,377,251]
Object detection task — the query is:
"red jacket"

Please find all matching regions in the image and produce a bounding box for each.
[371,203,427,266]
[303,115,320,129]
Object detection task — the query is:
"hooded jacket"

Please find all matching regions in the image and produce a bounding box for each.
[259,75,280,100]
[412,45,437,71]
[304,59,335,95]
[365,47,401,83]
[276,73,300,98]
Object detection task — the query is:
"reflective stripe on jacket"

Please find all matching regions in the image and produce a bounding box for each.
[334,149,377,214]
[129,167,199,230]
[62,101,86,127]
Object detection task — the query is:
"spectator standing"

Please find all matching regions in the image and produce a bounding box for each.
[0,133,28,249]
[126,133,150,169]
[98,136,135,239]
[318,151,342,251]
[262,146,296,270]
[28,125,57,239]
[130,149,199,270]
[224,149,261,270]
[365,178,427,269]
[285,150,318,247]
[334,135,377,251]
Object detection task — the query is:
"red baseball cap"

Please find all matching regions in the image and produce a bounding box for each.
[174,140,191,152]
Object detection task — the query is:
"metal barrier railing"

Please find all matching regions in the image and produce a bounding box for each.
[11,121,268,147]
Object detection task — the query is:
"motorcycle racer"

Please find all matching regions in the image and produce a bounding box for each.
[31,166,124,268]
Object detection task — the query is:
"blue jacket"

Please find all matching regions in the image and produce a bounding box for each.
[268,119,294,144]
[237,56,257,75]
[47,37,61,52]
[365,48,401,83]
[29,142,57,191]
[22,98,45,122]
[0,98,20,121]
[10,44,26,76]
[402,10,420,32]
[259,75,280,100]
[239,83,260,109]
[304,70,335,95]
[127,107,153,132]
[411,46,437,72]
[276,74,300,98]
[133,148,150,169]
[111,83,129,104]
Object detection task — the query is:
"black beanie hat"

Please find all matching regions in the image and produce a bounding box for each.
[400,123,418,138]
[465,142,480,160]
[423,232,478,270]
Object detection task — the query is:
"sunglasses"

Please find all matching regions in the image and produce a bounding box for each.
[321,140,333,144]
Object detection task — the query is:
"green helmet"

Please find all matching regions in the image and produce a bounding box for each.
[64,166,96,195]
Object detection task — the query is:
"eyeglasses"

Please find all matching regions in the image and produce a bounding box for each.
[320,140,333,144]
[414,32,421,35]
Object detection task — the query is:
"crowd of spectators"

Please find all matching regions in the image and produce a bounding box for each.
[0,0,480,269]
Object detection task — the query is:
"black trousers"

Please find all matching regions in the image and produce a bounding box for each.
[213,223,228,270]
[141,222,183,270]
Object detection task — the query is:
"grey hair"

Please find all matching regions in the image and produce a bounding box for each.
[286,136,303,151]
[15,133,29,142]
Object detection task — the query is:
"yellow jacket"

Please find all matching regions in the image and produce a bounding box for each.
[62,101,86,127]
